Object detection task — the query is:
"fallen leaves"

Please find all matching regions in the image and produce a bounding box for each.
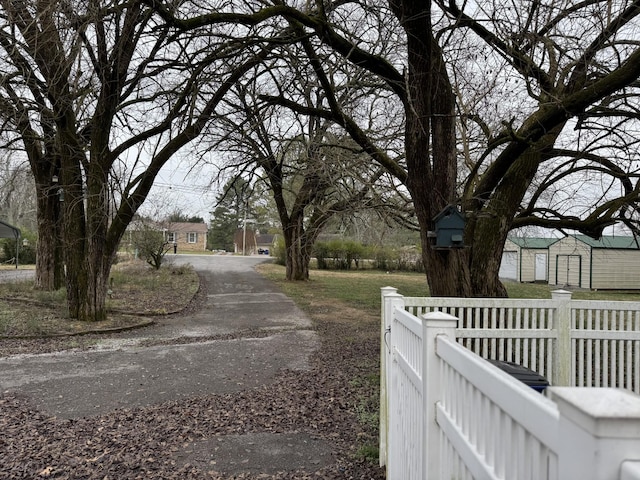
[0,273,384,479]
[37,466,53,477]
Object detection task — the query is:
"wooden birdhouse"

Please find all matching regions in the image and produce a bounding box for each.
[430,205,466,249]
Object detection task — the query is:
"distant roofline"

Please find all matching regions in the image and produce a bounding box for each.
[0,219,21,239]
[507,236,559,249]
[569,234,640,250]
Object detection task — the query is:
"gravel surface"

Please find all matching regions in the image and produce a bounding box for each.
[0,267,385,479]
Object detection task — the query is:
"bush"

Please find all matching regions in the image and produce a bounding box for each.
[130,227,170,270]
[272,236,286,266]
[314,240,366,270]
[2,230,37,265]
[372,245,424,272]
[314,242,330,270]
[344,240,364,269]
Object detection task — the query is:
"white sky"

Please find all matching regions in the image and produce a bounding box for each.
[141,159,221,223]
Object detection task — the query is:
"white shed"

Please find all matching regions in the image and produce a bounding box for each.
[548,234,640,289]
[500,237,559,282]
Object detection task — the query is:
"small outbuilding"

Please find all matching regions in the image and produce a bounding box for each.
[256,233,275,255]
[500,237,559,282]
[548,234,640,289]
[0,220,21,268]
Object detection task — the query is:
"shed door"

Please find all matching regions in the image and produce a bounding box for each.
[556,255,581,287]
[534,253,547,281]
[499,251,518,280]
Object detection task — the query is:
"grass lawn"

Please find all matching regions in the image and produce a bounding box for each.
[0,264,35,270]
[3,259,640,338]
[257,263,640,314]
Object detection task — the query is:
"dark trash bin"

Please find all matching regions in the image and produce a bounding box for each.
[487,359,549,393]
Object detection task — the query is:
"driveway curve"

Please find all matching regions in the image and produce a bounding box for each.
[0,255,318,419]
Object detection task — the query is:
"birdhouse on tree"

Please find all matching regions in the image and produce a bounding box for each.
[429,205,466,249]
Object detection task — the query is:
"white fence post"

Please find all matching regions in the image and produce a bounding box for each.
[551,289,572,386]
[380,287,403,468]
[549,387,640,480]
[622,461,640,480]
[422,311,458,480]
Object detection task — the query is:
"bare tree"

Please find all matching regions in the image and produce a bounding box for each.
[129,220,172,270]
[0,89,64,289]
[0,154,36,230]
[0,0,278,319]
[164,0,640,296]
[210,49,407,280]
[30,0,640,297]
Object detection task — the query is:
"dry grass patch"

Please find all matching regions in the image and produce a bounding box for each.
[0,260,199,337]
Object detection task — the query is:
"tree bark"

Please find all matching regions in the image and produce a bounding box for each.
[34,181,63,291]
[283,215,312,281]
[391,0,475,297]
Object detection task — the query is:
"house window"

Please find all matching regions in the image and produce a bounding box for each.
[167,232,176,243]
[187,232,197,243]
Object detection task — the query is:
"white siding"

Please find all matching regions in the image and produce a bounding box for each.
[501,239,520,281]
[520,248,548,282]
[499,251,518,280]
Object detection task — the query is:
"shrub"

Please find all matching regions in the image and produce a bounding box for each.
[130,227,170,270]
[272,236,286,266]
[2,230,37,265]
[371,245,424,272]
[314,240,367,270]
[314,242,330,269]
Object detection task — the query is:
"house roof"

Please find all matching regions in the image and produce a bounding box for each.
[256,234,274,245]
[0,220,20,239]
[508,237,559,249]
[571,234,640,250]
[169,222,207,234]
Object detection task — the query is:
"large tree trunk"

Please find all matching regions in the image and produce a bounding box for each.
[392,0,475,296]
[61,174,90,320]
[58,125,107,321]
[62,207,114,322]
[391,1,568,298]
[34,185,64,291]
[283,215,313,281]
[61,152,121,321]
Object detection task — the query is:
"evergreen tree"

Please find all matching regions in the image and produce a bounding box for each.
[208,178,253,251]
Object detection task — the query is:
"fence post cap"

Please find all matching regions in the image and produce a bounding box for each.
[549,387,640,438]
[381,286,399,295]
[551,289,573,300]
[621,461,640,479]
[421,311,458,327]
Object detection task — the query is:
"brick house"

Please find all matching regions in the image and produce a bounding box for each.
[166,222,208,252]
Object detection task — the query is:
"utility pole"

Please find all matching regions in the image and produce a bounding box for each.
[242,206,247,256]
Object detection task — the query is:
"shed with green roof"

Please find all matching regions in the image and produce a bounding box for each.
[548,234,640,289]
[501,237,559,283]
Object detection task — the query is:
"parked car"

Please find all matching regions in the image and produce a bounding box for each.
[258,248,269,255]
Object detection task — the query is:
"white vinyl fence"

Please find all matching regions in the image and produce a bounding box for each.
[382,287,640,392]
[380,287,640,480]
